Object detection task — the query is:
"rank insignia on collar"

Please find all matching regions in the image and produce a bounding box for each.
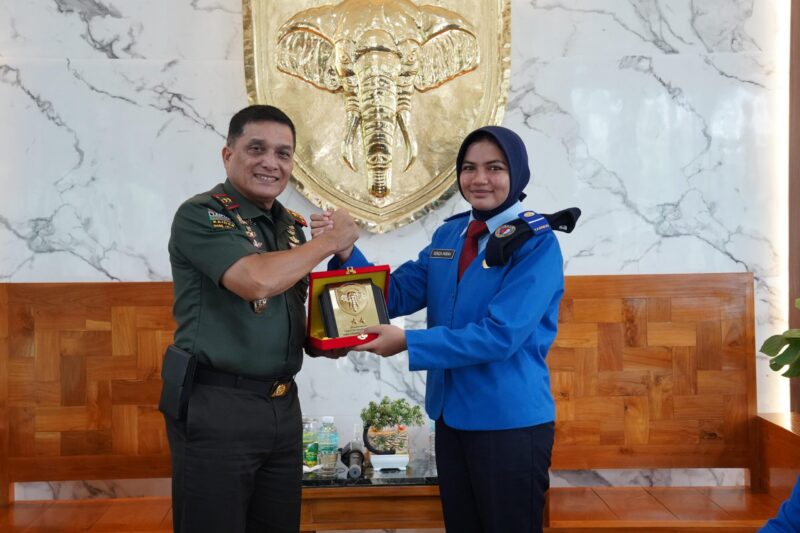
[495,224,516,238]
[211,193,240,210]
[286,209,307,227]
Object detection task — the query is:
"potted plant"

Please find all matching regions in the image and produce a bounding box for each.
[759,298,800,377]
[360,396,424,470]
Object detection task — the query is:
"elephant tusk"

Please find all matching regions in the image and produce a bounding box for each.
[397,110,417,172]
[341,112,360,171]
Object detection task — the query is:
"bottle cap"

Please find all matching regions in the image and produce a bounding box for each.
[322,415,335,424]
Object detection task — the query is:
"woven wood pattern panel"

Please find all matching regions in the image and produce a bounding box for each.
[0,273,757,488]
[0,283,174,485]
[550,273,756,470]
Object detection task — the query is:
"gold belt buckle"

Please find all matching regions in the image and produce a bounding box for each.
[270,381,290,398]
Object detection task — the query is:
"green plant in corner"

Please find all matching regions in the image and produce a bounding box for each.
[760,298,800,377]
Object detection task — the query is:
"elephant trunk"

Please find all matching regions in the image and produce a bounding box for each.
[356,51,400,199]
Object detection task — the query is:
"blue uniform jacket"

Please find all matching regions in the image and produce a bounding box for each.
[333,210,564,431]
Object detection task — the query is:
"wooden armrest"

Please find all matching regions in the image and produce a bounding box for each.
[757,413,800,498]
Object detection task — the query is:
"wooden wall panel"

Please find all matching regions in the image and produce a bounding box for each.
[2,283,174,500]
[0,275,757,498]
[0,285,11,505]
[551,273,757,471]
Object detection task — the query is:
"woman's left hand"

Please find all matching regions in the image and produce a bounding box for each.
[357,325,407,357]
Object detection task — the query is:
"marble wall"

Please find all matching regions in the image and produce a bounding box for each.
[1,0,789,502]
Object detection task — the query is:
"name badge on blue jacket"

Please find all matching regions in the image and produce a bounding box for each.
[431,249,455,259]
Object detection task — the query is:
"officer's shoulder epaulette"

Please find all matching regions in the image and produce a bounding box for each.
[443,210,470,222]
[286,208,307,227]
[485,216,537,268]
[485,208,582,267]
[210,193,240,211]
[519,210,552,235]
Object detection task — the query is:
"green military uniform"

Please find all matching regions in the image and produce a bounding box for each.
[165,179,309,533]
[169,179,308,378]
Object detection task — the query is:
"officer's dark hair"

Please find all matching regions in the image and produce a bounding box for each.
[226,105,296,148]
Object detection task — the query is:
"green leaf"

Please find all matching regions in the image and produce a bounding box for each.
[795,297,800,310]
[761,334,790,356]
[783,329,800,339]
[782,363,800,378]
[769,342,800,367]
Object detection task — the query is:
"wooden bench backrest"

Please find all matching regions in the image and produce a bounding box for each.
[0,283,175,504]
[0,273,757,504]
[550,273,756,472]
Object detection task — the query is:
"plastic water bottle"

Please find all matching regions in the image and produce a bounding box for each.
[302,417,319,467]
[317,416,339,476]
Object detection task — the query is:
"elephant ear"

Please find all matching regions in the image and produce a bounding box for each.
[415,6,480,92]
[276,6,341,93]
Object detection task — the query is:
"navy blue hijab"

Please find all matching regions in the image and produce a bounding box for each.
[455,126,529,221]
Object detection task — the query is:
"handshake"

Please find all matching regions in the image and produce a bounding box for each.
[304,208,407,359]
[309,208,358,263]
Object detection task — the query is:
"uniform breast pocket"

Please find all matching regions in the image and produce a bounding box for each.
[466,264,505,307]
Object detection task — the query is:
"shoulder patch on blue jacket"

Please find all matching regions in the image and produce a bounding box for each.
[519,210,552,235]
[444,210,470,222]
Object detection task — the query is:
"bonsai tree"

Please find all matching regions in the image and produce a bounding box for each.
[360,396,424,454]
[760,298,800,377]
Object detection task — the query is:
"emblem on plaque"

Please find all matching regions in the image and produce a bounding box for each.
[319,279,389,337]
[243,0,510,232]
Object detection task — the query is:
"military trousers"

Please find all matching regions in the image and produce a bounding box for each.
[164,381,303,533]
[435,418,555,533]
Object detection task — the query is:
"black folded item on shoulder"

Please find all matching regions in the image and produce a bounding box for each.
[159,344,197,421]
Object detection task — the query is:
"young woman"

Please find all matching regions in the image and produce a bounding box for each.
[312,126,565,533]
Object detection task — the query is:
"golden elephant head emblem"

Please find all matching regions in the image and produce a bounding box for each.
[276,0,479,201]
[243,0,510,232]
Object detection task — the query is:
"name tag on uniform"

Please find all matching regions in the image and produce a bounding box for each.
[430,249,455,259]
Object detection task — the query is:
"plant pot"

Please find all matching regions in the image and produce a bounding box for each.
[364,424,409,453]
[370,453,410,471]
[363,424,410,470]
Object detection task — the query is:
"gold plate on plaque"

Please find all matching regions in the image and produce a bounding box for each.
[319,280,389,337]
[243,0,511,232]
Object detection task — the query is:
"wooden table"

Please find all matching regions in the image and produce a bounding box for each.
[300,459,443,532]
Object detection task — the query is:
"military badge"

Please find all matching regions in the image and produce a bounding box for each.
[495,224,515,238]
[208,210,236,230]
[240,218,264,249]
[252,297,269,314]
[286,226,301,248]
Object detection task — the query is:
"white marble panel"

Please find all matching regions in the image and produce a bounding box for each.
[15,478,171,501]
[1,58,244,281]
[0,0,243,60]
[516,0,779,58]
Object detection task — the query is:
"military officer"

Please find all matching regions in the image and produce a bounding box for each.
[312,125,564,533]
[165,105,358,533]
